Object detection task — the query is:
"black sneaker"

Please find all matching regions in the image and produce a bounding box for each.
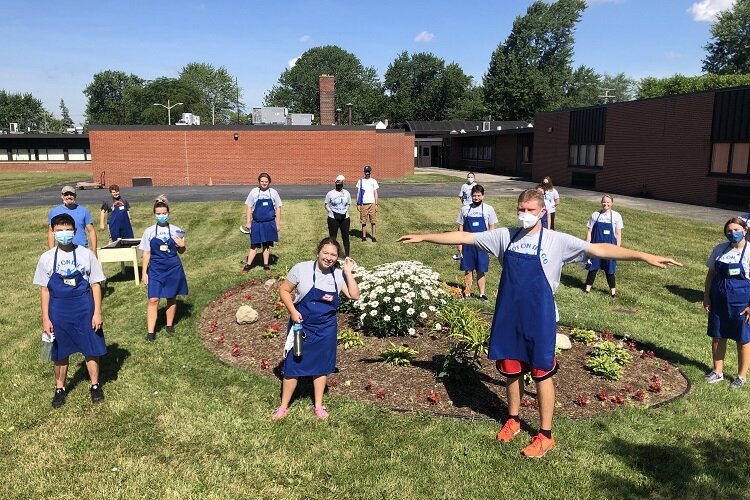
[371,237,377,243]
[241,264,252,273]
[361,236,367,242]
[52,387,67,408]
[165,325,175,334]
[146,332,156,342]
[479,294,489,302]
[90,384,105,403]
[263,265,271,272]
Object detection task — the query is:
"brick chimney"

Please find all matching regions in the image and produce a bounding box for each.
[319,74,335,126]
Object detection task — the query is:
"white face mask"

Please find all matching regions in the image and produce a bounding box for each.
[466,177,474,184]
[518,211,541,229]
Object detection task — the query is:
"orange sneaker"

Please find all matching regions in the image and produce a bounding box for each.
[496,419,521,442]
[521,433,555,458]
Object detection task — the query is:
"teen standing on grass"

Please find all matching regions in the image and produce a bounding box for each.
[584,195,623,297]
[99,184,134,241]
[140,197,188,342]
[458,172,477,206]
[34,213,106,408]
[703,217,750,390]
[356,165,379,242]
[542,176,560,229]
[244,173,282,272]
[272,238,360,420]
[456,185,497,301]
[324,175,352,257]
[399,189,680,457]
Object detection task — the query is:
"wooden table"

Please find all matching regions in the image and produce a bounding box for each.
[97,241,141,285]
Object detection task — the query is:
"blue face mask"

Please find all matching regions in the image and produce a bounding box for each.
[467,177,474,184]
[54,230,74,245]
[155,214,169,224]
[726,230,745,243]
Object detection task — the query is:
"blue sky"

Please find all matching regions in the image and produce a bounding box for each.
[2,0,735,125]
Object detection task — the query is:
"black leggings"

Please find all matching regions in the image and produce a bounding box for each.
[327,216,350,257]
[586,270,616,289]
[549,212,556,230]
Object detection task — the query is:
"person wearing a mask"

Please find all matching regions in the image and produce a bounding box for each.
[458,172,477,206]
[47,186,97,249]
[99,184,134,241]
[703,217,750,390]
[355,165,379,242]
[139,196,188,342]
[33,213,106,408]
[398,189,681,458]
[456,185,498,301]
[541,176,560,230]
[584,195,623,297]
[243,172,282,272]
[324,175,352,257]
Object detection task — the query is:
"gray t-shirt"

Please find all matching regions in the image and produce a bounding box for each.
[706,241,750,279]
[473,228,589,295]
[456,203,499,228]
[286,260,346,304]
[244,187,282,210]
[139,224,185,252]
[33,246,106,286]
[587,210,624,231]
[324,189,351,219]
[458,183,475,206]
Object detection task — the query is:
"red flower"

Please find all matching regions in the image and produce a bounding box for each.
[611,393,625,404]
[574,394,589,406]
[244,295,253,300]
[376,388,386,400]
[427,389,440,405]
[623,384,633,393]
[632,390,646,402]
[596,389,608,401]
[231,343,241,356]
[601,330,614,341]
[521,396,532,408]
[661,362,671,372]
[216,333,225,345]
[260,358,270,369]
[627,339,637,351]
[266,323,282,332]
[531,398,539,410]
[222,290,234,299]
[650,374,661,383]
[326,378,338,388]
[648,382,662,393]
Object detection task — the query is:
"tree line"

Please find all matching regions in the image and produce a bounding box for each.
[3,0,750,130]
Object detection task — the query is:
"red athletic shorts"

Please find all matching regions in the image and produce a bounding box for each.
[496,358,558,381]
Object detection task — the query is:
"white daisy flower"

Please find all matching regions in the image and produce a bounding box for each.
[393,305,400,312]
[419,312,428,319]
[383,314,391,322]
[407,308,415,315]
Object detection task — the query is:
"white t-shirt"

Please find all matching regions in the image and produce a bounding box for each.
[544,189,560,213]
[458,183,475,206]
[355,178,379,204]
[456,203,499,228]
[139,224,185,252]
[245,187,282,210]
[706,242,750,279]
[286,260,346,304]
[325,189,351,219]
[587,210,624,231]
[739,213,750,225]
[33,246,106,286]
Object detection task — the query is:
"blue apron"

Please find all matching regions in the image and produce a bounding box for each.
[284,262,340,377]
[108,199,134,239]
[147,225,189,299]
[48,246,107,361]
[460,204,490,273]
[540,212,548,229]
[708,242,750,342]
[489,228,557,370]
[587,211,617,274]
[250,191,278,245]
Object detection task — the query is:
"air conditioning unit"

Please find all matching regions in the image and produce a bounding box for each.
[482,121,491,131]
[9,123,20,133]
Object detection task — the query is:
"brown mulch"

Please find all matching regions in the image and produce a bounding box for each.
[199,279,689,421]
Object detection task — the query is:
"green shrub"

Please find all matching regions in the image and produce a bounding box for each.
[337,328,364,350]
[570,327,597,345]
[585,340,632,380]
[379,343,418,367]
[436,300,490,381]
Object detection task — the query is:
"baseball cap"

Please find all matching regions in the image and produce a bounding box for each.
[363,165,372,173]
[61,185,76,195]
[335,174,345,182]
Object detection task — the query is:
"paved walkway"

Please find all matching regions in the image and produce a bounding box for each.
[1,167,738,225]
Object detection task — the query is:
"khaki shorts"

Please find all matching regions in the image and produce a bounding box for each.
[358,203,377,225]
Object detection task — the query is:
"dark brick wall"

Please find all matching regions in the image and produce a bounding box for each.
[89,128,414,187]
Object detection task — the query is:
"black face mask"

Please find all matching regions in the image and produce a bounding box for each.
[364,172,371,178]
[335,184,344,191]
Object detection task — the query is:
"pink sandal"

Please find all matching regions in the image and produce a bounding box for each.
[313,406,329,420]
[272,407,289,420]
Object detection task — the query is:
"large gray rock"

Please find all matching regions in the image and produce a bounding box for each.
[556,333,572,350]
[264,278,277,289]
[236,305,259,324]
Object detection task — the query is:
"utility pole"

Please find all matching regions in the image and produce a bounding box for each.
[599,88,616,104]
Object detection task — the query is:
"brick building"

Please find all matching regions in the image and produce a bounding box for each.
[0,134,91,173]
[533,86,750,208]
[88,125,414,187]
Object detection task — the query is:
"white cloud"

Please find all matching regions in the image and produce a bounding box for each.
[414,31,434,43]
[687,0,735,22]
[299,34,311,43]
[288,56,300,68]
[663,51,682,60]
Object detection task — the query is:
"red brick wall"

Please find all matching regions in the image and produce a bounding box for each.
[89,128,414,187]
[0,161,91,173]
[534,92,716,206]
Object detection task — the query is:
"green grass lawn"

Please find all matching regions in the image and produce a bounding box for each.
[0,170,92,197]
[1,196,748,499]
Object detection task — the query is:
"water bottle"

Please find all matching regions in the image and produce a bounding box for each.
[292,322,304,357]
[40,331,54,362]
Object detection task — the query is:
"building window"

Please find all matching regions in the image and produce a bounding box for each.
[48,149,65,160]
[0,149,9,161]
[11,149,30,161]
[522,145,532,163]
[462,145,492,161]
[712,143,750,175]
[731,143,749,175]
[569,144,605,167]
[68,149,86,161]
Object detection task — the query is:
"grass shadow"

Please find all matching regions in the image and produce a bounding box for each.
[559,272,586,290]
[153,300,194,332]
[665,284,704,304]
[67,342,131,392]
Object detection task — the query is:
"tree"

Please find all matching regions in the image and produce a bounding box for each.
[264,45,385,124]
[703,0,750,74]
[59,99,74,128]
[638,73,750,99]
[564,65,601,108]
[445,82,487,120]
[179,62,242,125]
[383,51,474,122]
[0,90,59,132]
[483,0,586,120]
[600,73,637,102]
[136,78,208,125]
[83,70,144,125]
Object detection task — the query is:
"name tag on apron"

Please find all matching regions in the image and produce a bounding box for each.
[63,277,77,287]
[728,267,741,276]
[262,201,269,206]
[321,293,334,302]
[159,244,169,252]
[472,221,480,227]
[119,206,125,210]
[603,230,611,235]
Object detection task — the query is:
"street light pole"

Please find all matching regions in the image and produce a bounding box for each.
[346,102,353,126]
[153,99,184,125]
